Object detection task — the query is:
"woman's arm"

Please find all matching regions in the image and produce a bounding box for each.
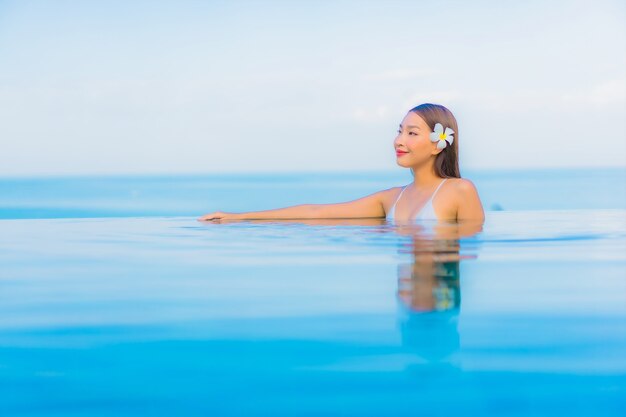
[455,179,485,222]
[198,189,389,221]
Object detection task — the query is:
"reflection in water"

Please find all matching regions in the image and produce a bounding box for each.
[398,259,460,312]
[394,220,482,313]
[394,221,483,365]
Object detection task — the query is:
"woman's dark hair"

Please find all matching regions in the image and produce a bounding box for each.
[409,103,461,178]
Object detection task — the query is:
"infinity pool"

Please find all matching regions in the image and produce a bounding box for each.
[1,210,625,416]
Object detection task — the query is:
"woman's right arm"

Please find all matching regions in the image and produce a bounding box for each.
[198,189,391,221]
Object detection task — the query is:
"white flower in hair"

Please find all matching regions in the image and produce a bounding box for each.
[429,123,455,150]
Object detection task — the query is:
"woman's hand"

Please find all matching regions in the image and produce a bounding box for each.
[197,211,241,221]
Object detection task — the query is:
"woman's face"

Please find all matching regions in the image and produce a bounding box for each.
[394,111,439,167]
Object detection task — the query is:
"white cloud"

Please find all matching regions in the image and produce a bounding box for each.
[591,79,626,105]
[560,79,626,107]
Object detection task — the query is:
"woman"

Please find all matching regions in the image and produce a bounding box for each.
[198,103,485,222]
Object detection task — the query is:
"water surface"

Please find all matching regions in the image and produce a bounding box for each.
[1,209,625,416]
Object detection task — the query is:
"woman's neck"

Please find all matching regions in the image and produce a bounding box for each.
[410,164,442,189]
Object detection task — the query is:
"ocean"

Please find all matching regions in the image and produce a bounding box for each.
[0,167,625,416]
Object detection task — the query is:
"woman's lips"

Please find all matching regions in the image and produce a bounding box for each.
[396,151,409,157]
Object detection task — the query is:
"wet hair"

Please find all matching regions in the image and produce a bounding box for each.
[409,103,461,178]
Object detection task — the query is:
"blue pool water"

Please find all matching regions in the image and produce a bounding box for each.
[1,168,625,416]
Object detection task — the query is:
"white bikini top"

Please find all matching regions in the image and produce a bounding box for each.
[386,178,448,221]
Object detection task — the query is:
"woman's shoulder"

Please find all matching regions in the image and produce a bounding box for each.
[378,185,406,195]
[441,177,484,220]
[376,185,406,206]
[440,178,481,202]
[444,177,478,192]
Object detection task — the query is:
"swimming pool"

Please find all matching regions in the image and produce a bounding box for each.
[0,171,625,416]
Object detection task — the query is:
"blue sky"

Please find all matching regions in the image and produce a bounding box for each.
[0,0,624,176]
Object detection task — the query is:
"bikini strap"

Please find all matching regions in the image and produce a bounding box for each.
[392,185,408,207]
[431,178,448,199]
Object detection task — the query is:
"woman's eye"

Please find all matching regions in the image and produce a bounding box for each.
[409,132,417,136]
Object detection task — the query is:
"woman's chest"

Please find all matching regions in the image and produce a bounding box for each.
[394,189,458,221]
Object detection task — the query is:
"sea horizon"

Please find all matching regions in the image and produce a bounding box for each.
[1,166,624,220]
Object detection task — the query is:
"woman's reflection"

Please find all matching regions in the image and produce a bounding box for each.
[397,250,461,312]
[394,221,482,366]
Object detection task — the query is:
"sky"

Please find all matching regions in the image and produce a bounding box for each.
[0,0,624,176]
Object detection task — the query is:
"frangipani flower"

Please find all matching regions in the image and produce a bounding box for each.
[429,123,455,150]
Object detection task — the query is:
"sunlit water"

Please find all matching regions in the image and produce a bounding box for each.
[1,169,625,416]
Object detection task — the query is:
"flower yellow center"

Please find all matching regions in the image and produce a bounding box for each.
[439,133,447,140]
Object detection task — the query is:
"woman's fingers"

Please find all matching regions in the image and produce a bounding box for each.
[197,211,241,222]
[197,212,223,221]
